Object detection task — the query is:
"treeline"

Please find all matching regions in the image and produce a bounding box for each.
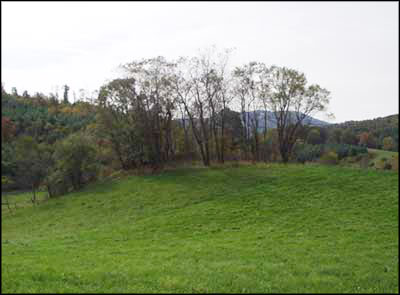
[94,52,330,169]
[7,48,380,200]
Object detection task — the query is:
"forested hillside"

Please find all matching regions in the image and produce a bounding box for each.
[324,114,398,151]
[1,87,97,191]
[1,87,96,143]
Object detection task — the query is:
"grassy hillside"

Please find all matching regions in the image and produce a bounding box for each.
[2,164,398,293]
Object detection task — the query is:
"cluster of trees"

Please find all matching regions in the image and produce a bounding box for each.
[2,47,335,200]
[95,50,331,171]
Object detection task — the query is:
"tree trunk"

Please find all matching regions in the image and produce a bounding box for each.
[204,140,210,166]
[280,148,289,163]
[220,109,225,164]
[263,110,268,162]
[212,120,221,163]
[279,141,291,163]
[197,141,207,166]
[254,131,259,162]
[263,110,268,141]
[199,109,210,167]
[31,185,36,204]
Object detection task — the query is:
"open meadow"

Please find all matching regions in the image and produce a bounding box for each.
[2,164,398,293]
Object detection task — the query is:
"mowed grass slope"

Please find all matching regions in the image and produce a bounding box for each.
[2,164,398,293]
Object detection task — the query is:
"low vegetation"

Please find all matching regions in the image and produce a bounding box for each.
[2,164,398,293]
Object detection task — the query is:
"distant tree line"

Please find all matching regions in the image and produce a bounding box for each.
[3,47,396,201]
[324,115,398,151]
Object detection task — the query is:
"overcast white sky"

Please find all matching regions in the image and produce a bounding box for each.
[2,2,398,122]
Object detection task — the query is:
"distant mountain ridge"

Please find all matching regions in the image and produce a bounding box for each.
[176,110,330,131]
[243,110,330,131]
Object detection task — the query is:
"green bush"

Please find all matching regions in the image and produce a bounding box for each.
[292,143,323,163]
[45,170,70,198]
[48,133,99,195]
[319,151,339,165]
[324,143,367,160]
[293,143,367,164]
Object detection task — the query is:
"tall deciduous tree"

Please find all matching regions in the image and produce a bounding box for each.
[97,78,146,170]
[98,57,178,170]
[122,57,177,166]
[174,48,233,166]
[266,66,330,162]
[173,56,211,166]
[233,62,266,161]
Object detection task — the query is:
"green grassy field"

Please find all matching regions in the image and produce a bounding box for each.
[2,164,398,293]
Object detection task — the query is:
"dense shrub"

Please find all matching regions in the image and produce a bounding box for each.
[292,143,323,163]
[323,143,367,160]
[319,151,339,165]
[293,143,367,163]
[45,170,70,198]
[306,129,322,145]
[47,133,99,196]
